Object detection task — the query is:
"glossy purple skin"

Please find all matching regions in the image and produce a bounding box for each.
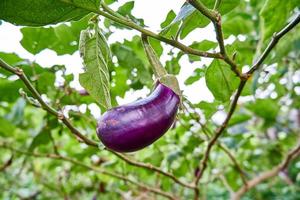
[96,83,180,152]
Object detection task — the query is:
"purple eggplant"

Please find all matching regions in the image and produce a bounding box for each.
[96,82,180,152]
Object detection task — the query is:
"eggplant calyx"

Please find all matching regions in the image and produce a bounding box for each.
[158,74,181,98]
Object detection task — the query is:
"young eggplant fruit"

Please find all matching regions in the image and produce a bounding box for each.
[96,82,180,152]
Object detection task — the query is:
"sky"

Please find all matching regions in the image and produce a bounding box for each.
[0,0,218,108]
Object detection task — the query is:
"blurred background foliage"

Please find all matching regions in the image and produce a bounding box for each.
[0,0,300,199]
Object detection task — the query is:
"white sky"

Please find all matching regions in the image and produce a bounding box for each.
[0,0,217,108]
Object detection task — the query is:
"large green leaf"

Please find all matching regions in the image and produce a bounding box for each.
[20,16,89,55]
[79,24,112,109]
[205,60,239,102]
[260,0,299,42]
[0,0,100,26]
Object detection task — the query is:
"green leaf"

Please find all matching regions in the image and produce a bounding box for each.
[196,101,218,119]
[190,40,218,51]
[205,60,239,102]
[6,98,26,125]
[0,117,16,136]
[0,52,23,67]
[246,99,280,121]
[165,55,182,75]
[179,0,241,39]
[79,24,112,109]
[260,0,299,42]
[117,1,134,16]
[222,15,254,38]
[29,128,52,152]
[111,36,152,88]
[188,40,217,62]
[160,10,176,29]
[180,10,210,39]
[0,0,99,26]
[0,79,25,102]
[185,68,205,85]
[105,1,144,29]
[229,113,251,126]
[20,16,89,55]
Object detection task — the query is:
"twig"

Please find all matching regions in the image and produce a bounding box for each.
[0,143,177,200]
[217,144,248,186]
[247,14,300,74]
[0,154,13,171]
[183,99,248,188]
[110,150,196,189]
[231,140,300,200]
[219,174,234,195]
[59,0,222,59]
[195,80,246,182]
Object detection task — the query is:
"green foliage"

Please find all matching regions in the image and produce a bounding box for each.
[0,0,100,26]
[0,0,300,199]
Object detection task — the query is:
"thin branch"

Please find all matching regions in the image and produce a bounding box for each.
[193,80,246,199]
[231,140,300,200]
[217,144,248,186]
[110,150,196,189]
[0,58,193,191]
[59,0,222,59]
[247,14,300,74]
[0,143,177,200]
[219,174,234,195]
[0,154,13,171]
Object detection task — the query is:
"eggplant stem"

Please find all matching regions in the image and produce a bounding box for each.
[141,34,167,79]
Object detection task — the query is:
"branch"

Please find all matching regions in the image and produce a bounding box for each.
[110,150,196,189]
[218,144,248,186]
[247,14,300,74]
[219,174,234,195]
[188,0,245,79]
[0,58,193,191]
[195,80,246,184]
[59,0,222,59]
[0,154,13,171]
[231,140,300,200]
[0,143,177,200]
